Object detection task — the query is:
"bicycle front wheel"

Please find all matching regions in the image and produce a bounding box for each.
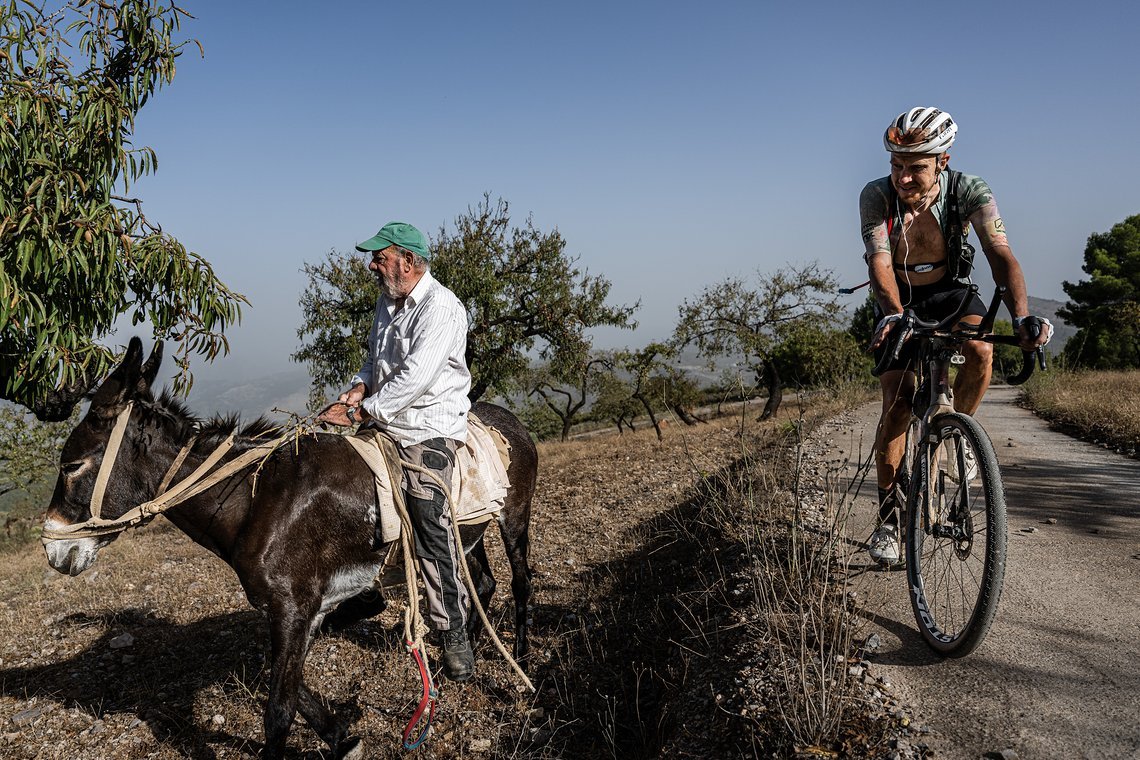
[905,412,1007,656]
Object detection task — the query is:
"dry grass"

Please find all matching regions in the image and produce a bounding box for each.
[0,387,888,758]
[652,385,888,757]
[1020,369,1140,455]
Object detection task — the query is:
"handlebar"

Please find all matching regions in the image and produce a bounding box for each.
[986,334,1048,385]
[870,285,1047,384]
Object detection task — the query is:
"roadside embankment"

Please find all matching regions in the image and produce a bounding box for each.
[1020,368,1140,457]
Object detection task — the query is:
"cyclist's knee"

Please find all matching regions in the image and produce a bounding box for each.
[963,339,993,364]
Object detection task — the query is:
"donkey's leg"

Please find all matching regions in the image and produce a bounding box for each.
[321,587,388,633]
[464,534,497,642]
[263,604,319,758]
[497,512,533,662]
[297,682,362,759]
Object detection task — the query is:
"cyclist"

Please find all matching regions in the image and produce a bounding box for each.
[860,106,1052,564]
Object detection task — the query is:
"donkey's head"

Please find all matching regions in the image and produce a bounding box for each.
[43,337,166,576]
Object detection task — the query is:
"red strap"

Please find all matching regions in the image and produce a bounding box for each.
[402,642,438,750]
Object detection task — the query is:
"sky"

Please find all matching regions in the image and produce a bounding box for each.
[119,0,1140,395]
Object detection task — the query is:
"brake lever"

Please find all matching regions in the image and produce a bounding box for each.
[890,323,914,363]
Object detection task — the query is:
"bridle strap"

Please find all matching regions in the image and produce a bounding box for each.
[156,436,198,495]
[89,402,135,521]
[142,433,237,512]
[42,433,279,541]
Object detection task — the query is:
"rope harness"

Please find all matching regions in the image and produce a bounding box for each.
[40,402,287,542]
[41,402,535,748]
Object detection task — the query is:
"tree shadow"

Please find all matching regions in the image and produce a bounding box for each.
[1002,457,1140,531]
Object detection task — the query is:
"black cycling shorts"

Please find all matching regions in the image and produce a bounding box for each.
[873,276,987,373]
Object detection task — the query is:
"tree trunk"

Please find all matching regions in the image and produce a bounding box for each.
[468,379,489,404]
[635,394,663,440]
[672,404,705,425]
[759,360,782,421]
[560,417,573,442]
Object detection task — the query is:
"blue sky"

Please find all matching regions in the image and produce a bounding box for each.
[125,1,1140,392]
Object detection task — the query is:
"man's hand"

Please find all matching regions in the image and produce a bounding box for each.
[870,313,904,351]
[1014,316,1054,352]
[317,401,356,428]
[339,382,367,406]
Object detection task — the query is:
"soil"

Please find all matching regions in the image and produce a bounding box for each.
[0,400,888,759]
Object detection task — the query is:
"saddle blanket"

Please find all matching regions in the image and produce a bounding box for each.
[344,413,512,544]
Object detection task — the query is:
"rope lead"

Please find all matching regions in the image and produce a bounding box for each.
[401,643,437,751]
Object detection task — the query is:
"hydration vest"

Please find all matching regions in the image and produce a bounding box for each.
[886,169,976,283]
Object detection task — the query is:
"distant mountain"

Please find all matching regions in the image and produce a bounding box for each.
[185,366,314,421]
[1026,296,1076,347]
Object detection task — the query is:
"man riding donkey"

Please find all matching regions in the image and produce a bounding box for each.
[860,107,1053,565]
[317,221,476,681]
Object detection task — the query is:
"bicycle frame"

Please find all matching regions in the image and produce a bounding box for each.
[874,284,1047,654]
[877,284,1045,540]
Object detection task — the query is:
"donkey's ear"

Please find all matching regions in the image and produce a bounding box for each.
[138,340,164,393]
[91,337,146,411]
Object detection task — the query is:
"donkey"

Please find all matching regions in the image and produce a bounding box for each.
[41,338,536,758]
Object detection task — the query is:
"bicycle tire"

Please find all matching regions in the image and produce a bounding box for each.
[904,412,1007,656]
[897,416,921,502]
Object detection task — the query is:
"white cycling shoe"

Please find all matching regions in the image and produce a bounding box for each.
[946,438,979,483]
[868,524,901,565]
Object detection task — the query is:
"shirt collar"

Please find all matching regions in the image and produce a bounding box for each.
[405,269,434,308]
[383,269,435,315]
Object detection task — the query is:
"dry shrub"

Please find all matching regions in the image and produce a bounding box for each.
[1021,368,1140,454]
[672,391,874,755]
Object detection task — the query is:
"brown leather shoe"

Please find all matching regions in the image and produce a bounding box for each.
[440,628,474,682]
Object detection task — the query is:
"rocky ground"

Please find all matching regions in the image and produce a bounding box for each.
[0,395,914,759]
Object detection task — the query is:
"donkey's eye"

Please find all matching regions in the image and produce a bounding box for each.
[61,461,86,477]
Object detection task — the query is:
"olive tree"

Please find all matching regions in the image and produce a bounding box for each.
[648,366,706,425]
[1,1,245,420]
[674,263,839,420]
[526,356,608,442]
[605,343,673,441]
[295,196,637,403]
[589,365,640,435]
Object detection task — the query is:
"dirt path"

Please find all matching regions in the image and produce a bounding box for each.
[832,386,1140,759]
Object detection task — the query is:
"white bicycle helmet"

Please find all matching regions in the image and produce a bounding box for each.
[884,107,957,154]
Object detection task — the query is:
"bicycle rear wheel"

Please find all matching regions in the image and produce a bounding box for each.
[904,412,1007,656]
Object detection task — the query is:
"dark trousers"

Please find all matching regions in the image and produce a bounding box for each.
[398,437,468,631]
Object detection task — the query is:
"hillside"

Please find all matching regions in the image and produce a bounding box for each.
[0,394,906,758]
[1026,296,1076,346]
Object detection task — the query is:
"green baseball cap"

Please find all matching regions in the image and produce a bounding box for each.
[355,221,430,259]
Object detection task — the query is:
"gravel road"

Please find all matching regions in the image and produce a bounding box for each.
[835,385,1140,760]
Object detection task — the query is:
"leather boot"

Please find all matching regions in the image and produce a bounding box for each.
[440,628,474,682]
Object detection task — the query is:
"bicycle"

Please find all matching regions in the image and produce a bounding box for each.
[871,285,1047,656]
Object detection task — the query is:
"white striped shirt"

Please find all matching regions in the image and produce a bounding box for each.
[352,270,471,445]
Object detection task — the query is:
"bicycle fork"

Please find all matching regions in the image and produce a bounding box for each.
[921,358,956,534]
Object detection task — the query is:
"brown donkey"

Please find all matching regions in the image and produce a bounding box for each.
[41,338,536,758]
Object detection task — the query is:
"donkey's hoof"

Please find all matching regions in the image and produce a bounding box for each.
[338,737,363,760]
